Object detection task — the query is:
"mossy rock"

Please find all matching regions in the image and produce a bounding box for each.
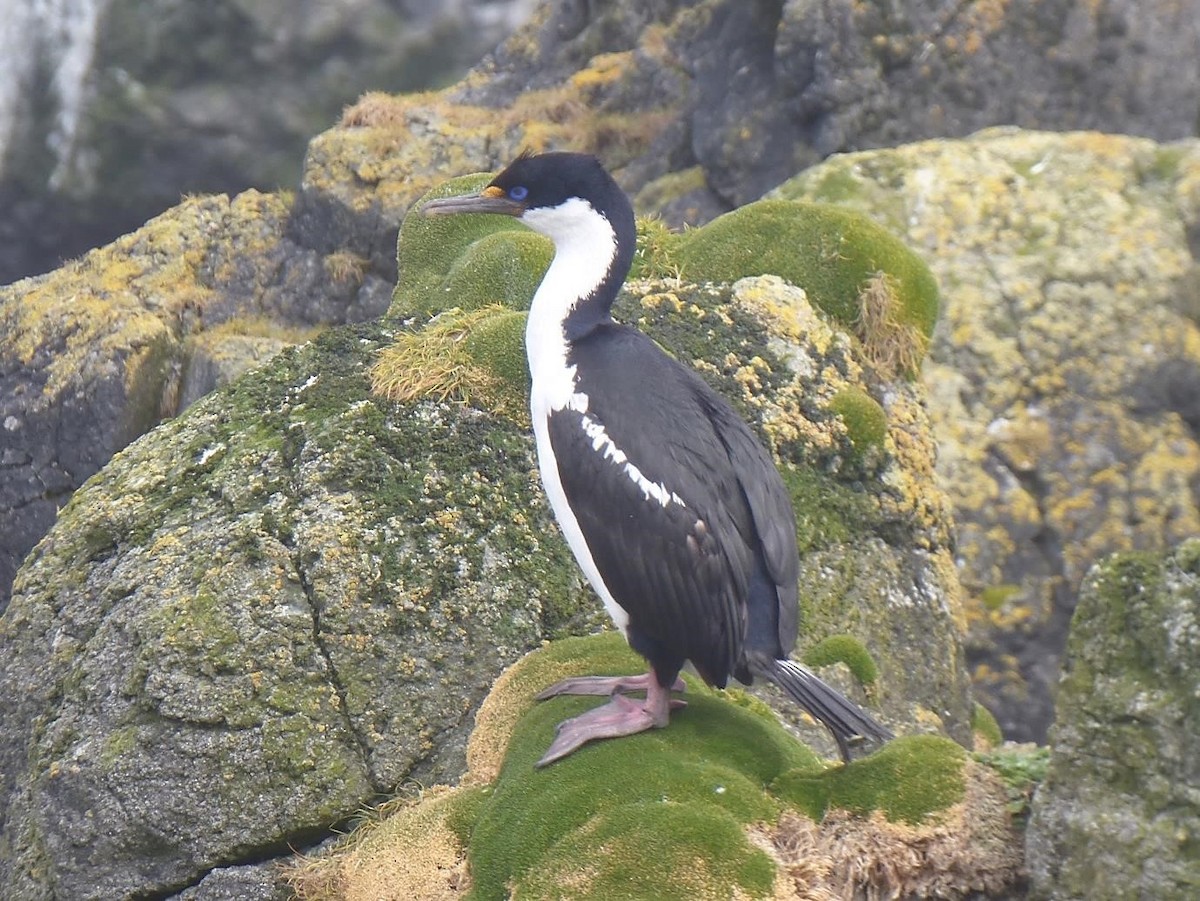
[286,634,1014,900]
[772,734,968,825]
[670,199,939,370]
[464,634,817,900]
[393,183,938,381]
[394,173,551,317]
[440,230,553,313]
[828,387,888,461]
[970,701,1004,749]
[802,634,880,687]
[461,307,531,403]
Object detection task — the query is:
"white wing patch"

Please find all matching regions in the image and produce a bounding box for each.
[580,415,687,508]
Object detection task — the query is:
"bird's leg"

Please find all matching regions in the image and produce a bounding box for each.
[535,671,686,699]
[535,673,686,767]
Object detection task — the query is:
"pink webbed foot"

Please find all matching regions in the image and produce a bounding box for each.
[535,672,686,700]
[535,674,686,767]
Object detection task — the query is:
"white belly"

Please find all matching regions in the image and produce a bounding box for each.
[530,388,630,633]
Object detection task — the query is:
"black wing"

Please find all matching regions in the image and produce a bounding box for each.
[549,325,799,683]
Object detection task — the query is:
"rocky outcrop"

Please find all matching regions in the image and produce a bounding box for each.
[0,212,970,896]
[775,130,1200,741]
[1026,539,1200,900]
[0,321,595,900]
[298,0,1200,255]
[0,191,390,614]
[6,0,1200,673]
[286,634,1023,901]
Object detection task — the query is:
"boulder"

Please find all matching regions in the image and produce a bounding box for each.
[775,129,1200,741]
[0,191,390,613]
[284,634,1023,901]
[1026,539,1200,899]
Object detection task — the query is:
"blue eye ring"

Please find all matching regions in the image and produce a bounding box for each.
[509,185,529,201]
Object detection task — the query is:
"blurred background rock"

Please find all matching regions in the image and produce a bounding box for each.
[0,0,537,285]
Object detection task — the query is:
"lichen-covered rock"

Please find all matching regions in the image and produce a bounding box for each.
[0,190,391,613]
[179,332,300,411]
[1026,539,1200,900]
[775,129,1200,742]
[0,201,969,896]
[0,323,596,900]
[294,0,1200,262]
[284,634,1022,901]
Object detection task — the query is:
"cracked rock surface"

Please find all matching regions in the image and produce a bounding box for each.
[1027,539,1200,899]
[0,324,597,900]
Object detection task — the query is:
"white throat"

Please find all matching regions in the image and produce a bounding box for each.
[522,197,618,407]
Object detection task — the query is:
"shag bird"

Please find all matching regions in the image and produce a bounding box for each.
[423,151,893,767]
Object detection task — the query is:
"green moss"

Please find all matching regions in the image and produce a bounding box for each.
[672,199,939,346]
[147,586,242,664]
[632,165,709,213]
[441,230,552,312]
[515,801,777,899]
[1176,537,1200,576]
[461,308,531,411]
[805,168,866,205]
[971,701,1004,747]
[980,583,1021,611]
[974,744,1049,818]
[100,725,139,770]
[802,634,879,687]
[1139,145,1188,184]
[444,785,493,848]
[464,633,818,900]
[393,173,536,318]
[778,464,880,554]
[828,387,887,460]
[1075,551,1165,684]
[773,734,968,825]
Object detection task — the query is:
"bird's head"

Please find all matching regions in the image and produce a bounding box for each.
[421,151,634,247]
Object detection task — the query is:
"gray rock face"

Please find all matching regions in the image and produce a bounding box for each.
[459,0,1200,210]
[0,269,971,898]
[0,323,595,899]
[1026,539,1200,900]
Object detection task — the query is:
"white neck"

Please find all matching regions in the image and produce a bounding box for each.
[522,198,618,409]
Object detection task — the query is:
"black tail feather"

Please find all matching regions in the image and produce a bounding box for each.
[755,658,893,762]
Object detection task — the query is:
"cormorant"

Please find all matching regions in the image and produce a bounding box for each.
[423,151,893,766]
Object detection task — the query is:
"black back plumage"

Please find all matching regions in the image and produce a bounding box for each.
[548,321,800,687]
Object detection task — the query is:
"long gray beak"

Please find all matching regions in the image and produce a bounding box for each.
[421,189,525,217]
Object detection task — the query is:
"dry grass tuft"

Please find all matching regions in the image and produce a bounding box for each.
[854,272,930,379]
[770,761,1023,899]
[369,306,508,410]
[282,785,470,901]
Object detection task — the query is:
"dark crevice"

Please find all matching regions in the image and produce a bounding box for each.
[132,819,351,901]
[983,448,1074,742]
[272,423,380,792]
[293,550,379,788]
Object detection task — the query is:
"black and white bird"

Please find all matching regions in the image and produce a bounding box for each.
[423,151,893,766]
